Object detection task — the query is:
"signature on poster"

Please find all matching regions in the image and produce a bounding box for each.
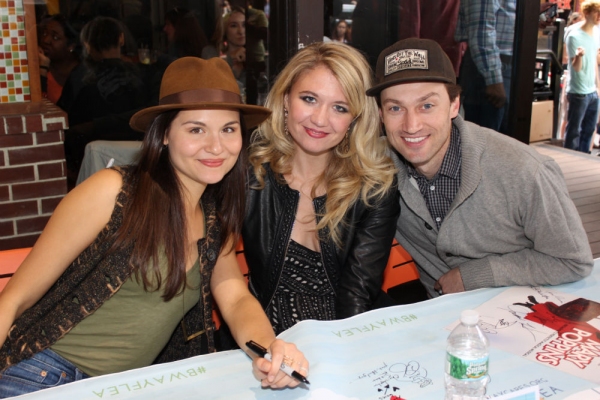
[354,360,432,399]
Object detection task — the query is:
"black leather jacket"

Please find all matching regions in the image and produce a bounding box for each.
[242,164,400,319]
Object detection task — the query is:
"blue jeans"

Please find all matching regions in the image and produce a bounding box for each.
[564,92,599,153]
[0,349,89,398]
[460,48,512,134]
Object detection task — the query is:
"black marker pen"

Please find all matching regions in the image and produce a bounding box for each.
[246,340,310,385]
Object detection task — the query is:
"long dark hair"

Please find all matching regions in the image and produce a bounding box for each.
[110,110,247,301]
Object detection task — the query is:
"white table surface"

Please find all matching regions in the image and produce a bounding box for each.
[14,260,600,400]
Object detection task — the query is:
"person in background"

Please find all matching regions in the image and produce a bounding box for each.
[559,11,585,139]
[163,7,219,60]
[243,42,400,335]
[367,38,593,298]
[68,16,144,127]
[222,6,246,90]
[38,14,83,105]
[454,0,516,134]
[63,16,146,176]
[331,19,351,44]
[564,0,600,153]
[0,57,307,398]
[222,0,232,16]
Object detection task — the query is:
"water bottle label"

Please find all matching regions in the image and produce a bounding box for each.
[446,352,488,380]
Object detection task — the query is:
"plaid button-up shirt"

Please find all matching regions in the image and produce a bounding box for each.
[454,0,516,85]
[406,125,461,229]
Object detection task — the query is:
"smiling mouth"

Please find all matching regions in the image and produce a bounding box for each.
[404,136,426,143]
[305,127,328,138]
[200,159,224,167]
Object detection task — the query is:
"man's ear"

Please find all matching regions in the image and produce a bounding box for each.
[119,33,125,47]
[450,96,460,119]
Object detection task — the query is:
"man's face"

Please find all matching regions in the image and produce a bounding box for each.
[380,81,460,179]
[585,9,600,24]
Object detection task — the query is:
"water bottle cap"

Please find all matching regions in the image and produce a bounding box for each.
[460,309,480,325]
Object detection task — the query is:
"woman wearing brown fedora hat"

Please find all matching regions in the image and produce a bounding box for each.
[243,42,400,335]
[0,57,307,397]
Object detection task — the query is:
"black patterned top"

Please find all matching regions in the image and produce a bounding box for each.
[266,239,336,334]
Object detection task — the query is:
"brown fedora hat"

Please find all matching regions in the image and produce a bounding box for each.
[130,57,271,132]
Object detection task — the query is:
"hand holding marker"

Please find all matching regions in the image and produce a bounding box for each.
[246,340,310,385]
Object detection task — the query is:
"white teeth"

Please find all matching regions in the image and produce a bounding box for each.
[404,136,426,143]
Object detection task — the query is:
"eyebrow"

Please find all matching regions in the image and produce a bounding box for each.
[382,91,441,105]
[181,120,240,127]
[298,90,349,106]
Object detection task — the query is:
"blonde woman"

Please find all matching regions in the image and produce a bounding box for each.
[243,42,399,334]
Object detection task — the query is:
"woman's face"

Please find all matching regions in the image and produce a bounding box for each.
[226,11,245,48]
[40,20,72,62]
[163,20,176,43]
[336,21,347,38]
[165,109,243,190]
[284,65,354,159]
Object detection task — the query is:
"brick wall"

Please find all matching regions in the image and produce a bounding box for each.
[0,100,68,250]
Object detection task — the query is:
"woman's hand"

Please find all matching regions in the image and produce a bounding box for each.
[252,339,309,389]
[231,47,246,63]
[38,48,50,75]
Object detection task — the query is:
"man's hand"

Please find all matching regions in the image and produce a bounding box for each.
[576,47,585,57]
[434,268,465,295]
[485,83,507,109]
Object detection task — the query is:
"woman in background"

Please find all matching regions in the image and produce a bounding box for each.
[38,14,83,105]
[222,6,246,88]
[331,19,351,44]
[243,42,399,335]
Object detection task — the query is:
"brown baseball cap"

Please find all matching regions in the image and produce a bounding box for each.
[366,38,456,97]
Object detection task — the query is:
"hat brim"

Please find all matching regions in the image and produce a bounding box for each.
[129,102,271,132]
[366,76,455,97]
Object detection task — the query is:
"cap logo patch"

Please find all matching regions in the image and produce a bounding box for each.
[384,49,428,76]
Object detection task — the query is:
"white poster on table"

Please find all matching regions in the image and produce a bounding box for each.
[453,286,600,385]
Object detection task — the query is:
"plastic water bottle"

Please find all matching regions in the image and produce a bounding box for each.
[444,310,490,400]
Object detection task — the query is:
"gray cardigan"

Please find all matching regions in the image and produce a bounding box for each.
[391,115,593,297]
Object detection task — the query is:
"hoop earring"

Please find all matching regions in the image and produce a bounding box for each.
[284,108,289,136]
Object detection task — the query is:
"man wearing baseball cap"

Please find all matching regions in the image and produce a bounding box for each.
[367,38,593,298]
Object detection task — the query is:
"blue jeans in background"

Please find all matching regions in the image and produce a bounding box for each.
[564,91,599,153]
[0,348,89,398]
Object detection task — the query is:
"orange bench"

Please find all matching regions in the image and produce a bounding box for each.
[382,239,420,291]
[0,247,32,292]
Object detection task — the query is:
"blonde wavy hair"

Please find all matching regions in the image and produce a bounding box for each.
[249,41,396,246]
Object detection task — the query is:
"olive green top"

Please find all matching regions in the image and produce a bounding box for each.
[51,258,200,376]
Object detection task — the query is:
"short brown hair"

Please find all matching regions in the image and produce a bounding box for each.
[581,0,600,16]
[445,83,462,102]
